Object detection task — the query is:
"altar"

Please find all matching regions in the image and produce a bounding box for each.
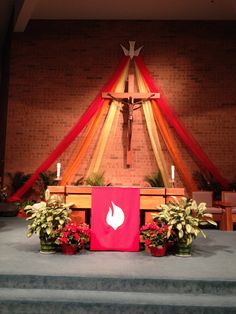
[48,185,185,225]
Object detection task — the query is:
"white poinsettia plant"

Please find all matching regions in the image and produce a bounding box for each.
[25,190,73,241]
[153,196,217,246]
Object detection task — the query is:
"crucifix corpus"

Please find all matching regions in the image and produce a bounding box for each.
[102,41,160,167]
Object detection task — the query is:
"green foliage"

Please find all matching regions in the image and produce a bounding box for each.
[85,172,111,186]
[229,181,236,191]
[25,192,73,241]
[16,199,35,211]
[39,171,58,189]
[36,171,58,199]
[0,186,8,202]
[72,177,84,186]
[144,171,164,187]
[154,196,217,246]
[7,171,31,193]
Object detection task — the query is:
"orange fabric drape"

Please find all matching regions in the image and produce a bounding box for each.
[152,103,197,193]
[60,102,109,185]
[135,63,197,193]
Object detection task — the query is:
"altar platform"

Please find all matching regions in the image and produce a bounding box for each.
[0,217,236,313]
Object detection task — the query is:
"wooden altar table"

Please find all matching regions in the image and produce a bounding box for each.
[48,186,185,225]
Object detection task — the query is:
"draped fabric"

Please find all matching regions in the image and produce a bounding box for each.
[135,64,197,193]
[135,67,170,186]
[8,52,228,202]
[135,56,228,189]
[90,187,140,251]
[142,102,170,187]
[60,102,109,185]
[86,61,130,176]
[8,56,129,201]
[151,104,197,193]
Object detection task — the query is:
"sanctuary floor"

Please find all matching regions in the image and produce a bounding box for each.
[0,217,236,281]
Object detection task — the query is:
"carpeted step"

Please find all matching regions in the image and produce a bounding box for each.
[0,288,236,314]
[0,274,236,295]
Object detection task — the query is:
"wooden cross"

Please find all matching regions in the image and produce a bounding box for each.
[102,74,160,167]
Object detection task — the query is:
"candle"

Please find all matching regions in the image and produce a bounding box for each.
[171,165,175,181]
[56,162,61,178]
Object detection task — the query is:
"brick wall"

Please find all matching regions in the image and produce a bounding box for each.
[5,20,236,190]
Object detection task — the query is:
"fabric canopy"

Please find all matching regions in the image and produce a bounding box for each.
[8,56,129,201]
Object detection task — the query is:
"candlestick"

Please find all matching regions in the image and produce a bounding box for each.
[56,162,61,179]
[171,165,175,181]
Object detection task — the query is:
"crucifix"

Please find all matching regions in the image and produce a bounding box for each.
[102,71,160,167]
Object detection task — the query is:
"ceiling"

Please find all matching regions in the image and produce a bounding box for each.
[0,0,236,40]
[13,0,236,32]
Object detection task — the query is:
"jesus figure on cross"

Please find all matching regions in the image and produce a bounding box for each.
[103,72,160,167]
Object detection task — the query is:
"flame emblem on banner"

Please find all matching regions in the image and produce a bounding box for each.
[106,202,125,230]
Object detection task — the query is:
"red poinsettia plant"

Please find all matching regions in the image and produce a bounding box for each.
[140,221,169,248]
[55,222,90,249]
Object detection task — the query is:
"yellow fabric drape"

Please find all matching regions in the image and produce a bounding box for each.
[135,69,170,186]
[86,61,130,177]
[135,63,197,193]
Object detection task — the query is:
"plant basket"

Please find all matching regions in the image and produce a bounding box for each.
[176,242,192,257]
[40,238,56,254]
[61,243,78,255]
[150,245,167,257]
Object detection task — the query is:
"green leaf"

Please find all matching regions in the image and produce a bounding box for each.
[176,223,182,230]
[178,229,184,239]
[186,224,192,233]
[46,227,52,235]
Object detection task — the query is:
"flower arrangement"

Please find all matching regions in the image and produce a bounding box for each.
[55,222,90,249]
[154,196,217,247]
[140,221,169,248]
[25,192,72,242]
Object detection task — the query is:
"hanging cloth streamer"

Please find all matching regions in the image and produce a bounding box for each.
[86,61,130,176]
[135,63,197,194]
[135,56,228,189]
[8,56,130,202]
[60,101,109,185]
[142,101,170,187]
[135,64,169,186]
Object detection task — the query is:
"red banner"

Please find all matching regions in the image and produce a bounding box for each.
[90,187,140,251]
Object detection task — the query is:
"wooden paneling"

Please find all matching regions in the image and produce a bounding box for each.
[47,186,185,224]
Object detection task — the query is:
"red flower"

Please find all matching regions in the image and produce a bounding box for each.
[56,222,90,248]
[140,221,169,248]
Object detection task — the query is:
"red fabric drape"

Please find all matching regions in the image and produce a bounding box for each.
[8,56,129,202]
[135,56,228,189]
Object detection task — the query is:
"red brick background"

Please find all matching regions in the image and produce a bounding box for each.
[5,20,236,189]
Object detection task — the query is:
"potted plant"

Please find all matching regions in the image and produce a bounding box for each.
[25,191,73,254]
[84,172,111,186]
[0,185,19,217]
[140,221,169,256]
[17,200,36,218]
[154,196,217,256]
[144,170,164,187]
[55,222,90,255]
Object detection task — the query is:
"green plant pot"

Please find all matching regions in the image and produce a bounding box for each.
[176,242,192,257]
[40,238,56,254]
